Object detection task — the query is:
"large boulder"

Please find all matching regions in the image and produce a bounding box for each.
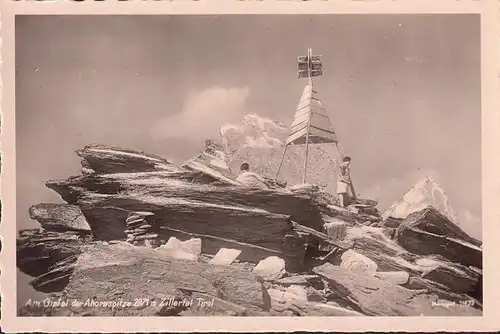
[395,207,482,268]
[16,229,91,292]
[181,140,239,185]
[339,249,378,275]
[313,263,481,316]
[28,203,91,232]
[25,242,271,316]
[253,256,286,281]
[75,144,180,174]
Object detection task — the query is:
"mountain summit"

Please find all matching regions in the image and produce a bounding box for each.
[382,176,459,225]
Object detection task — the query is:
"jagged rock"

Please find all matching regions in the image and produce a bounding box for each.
[323,205,381,224]
[47,173,326,239]
[181,143,239,186]
[209,248,242,266]
[269,298,365,316]
[16,141,484,313]
[313,263,477,316]
[340,249,378,275]
[323,219,347,241]
[267,286,306,304]
[163,237,202,257]
[16,229,90,291]
[285,285,308,301]
[289,184,338,206]
[382,217,403,228]
[297,302,365,316]
[39,242,270,316]
[134,233,159,241]
[395,207,482,268]
[73,190,300,250]
[275,275,323,287]
[158,226,305,272]
[374,271,410,285]
[405,277,481,308]
[189,292,248,316]
[155,245,199,261]
[28,203,91,232]
[75,144,180,174]
[124,211,160,245]
[419,261,481,296]
[253,256,286,281]
[46,170,234,204]
[306,286,327,302]
[363,252,481,298]
[344,225,408,263]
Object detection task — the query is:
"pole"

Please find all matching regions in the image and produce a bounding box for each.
[303,126,311,184]
[275,145,288,181]
[302,48,314,184]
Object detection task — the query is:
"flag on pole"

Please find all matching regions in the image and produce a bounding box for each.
[298,55,323,78]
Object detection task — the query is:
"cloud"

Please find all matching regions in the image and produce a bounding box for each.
[151,86,250,144]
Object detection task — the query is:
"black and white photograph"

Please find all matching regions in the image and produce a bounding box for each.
[10,11,488,322]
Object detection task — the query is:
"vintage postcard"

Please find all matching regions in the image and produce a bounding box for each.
[1,0,500,332]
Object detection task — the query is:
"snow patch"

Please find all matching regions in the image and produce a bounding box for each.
[243,114,287,131]
[87,148,163,163]
[382,177,459,224]
[346,225,407,253]
[209,158,230,170]
[185,161,240,185]
[220,124,243,136]
[243,134,283,149]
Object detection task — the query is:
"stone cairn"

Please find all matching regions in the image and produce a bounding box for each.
[124,211,160,248]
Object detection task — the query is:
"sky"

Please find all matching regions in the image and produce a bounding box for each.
[15,13,481,306]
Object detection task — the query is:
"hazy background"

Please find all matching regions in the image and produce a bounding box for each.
[16,14,481,305]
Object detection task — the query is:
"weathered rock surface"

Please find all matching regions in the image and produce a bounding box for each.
[275,275,323,287]
[374,271,410,285]
[313,263,480,316]
[253,256,286,281]
[209,248,242,266]
[181,141,239,186]
[17,140,483,317]
[29,203,91,232]
[75,144,180,174]
[339,249,378,275]
[160,237,202,260]
[47,172,326,237]
[21,242,270,316]
[17,229,91,292]
[323,219,347,241]
[396,207,482,268]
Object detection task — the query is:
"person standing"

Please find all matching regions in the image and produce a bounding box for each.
[337,156,352,207]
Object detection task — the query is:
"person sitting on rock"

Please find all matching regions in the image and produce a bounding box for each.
[236,162,270,190]
[337,156,352,207]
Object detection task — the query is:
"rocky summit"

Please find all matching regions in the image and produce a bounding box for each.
[17,115,482,317]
